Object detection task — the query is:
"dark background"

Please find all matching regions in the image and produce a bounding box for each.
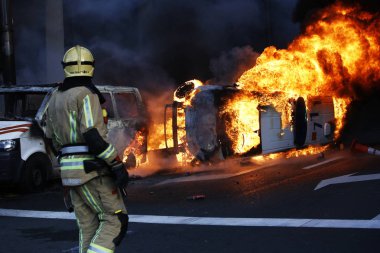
[9,0,380,144]
[13,0,300,92]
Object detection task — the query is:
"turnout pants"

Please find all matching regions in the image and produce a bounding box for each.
[70,176,128,253]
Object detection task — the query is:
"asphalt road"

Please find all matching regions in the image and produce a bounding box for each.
[1,148,380,253]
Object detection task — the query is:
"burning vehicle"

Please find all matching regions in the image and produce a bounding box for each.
[162,80,336,164]
[140,2,379,166]
[0,84,147,190]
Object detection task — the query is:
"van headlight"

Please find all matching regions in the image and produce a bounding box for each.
[0,140,17,151]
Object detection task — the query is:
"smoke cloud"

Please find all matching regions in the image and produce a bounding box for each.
[11,0,299,113]
[209,46,259,85]
[61,0,299,93]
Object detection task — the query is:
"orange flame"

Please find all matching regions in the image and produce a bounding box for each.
[284,146,329,159]
[239,2,379,100]
[174,79,203,104]
[123,130,146,166]
[252,145,329,162]
[220,2,380,157]
[148,121,170,150]
[231,2,380,154]
[220,92,260,154]
[332,97,350,138]
[145,101,191,164]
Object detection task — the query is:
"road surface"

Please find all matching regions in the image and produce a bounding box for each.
[1,149,380,253]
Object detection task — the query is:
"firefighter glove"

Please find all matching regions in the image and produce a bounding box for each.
[111,161,129,188]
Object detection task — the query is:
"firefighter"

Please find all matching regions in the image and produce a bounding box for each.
[45,45,129,253]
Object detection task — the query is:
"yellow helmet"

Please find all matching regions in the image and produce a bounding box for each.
[62,45,95,78]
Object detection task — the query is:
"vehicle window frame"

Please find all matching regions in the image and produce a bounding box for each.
[36,88,55,127]
[0,91,48,119]
[24,93,47,118]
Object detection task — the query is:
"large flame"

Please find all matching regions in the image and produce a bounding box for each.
[220,92,260,154]
[239,2,379,102]
[123,130,147,166]
[229,2,380,154]
[148,121,170,150]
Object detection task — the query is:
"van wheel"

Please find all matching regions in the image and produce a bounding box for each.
[20,154,50,192]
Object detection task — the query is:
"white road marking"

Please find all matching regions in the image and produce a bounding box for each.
[314,173,380,190]
[302,156,344,170]
[372,214,380,220]
[0,208,380,229]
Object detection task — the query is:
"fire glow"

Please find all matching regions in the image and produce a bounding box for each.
[239,3,380,97]
[123,130,146,166]
[125,2,380,166]
[227,2,379,156]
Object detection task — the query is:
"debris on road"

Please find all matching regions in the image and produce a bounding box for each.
[186,194,206,200]
[317,152,325,160]
[130,175,143,181]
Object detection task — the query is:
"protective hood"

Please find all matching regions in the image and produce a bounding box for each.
[59,77,106,104]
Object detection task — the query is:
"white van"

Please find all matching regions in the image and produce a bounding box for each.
[0,84,147,190]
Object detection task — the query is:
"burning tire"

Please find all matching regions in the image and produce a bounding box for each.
[293,97,307,148]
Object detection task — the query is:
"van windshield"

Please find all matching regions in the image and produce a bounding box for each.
[114,92,138,118]
[0,92,46,120]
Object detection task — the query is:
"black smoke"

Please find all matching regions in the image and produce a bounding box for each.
[209,46,259,85]
[293,0,380,27]
[13,0,47,84]
[61,0,299,94]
